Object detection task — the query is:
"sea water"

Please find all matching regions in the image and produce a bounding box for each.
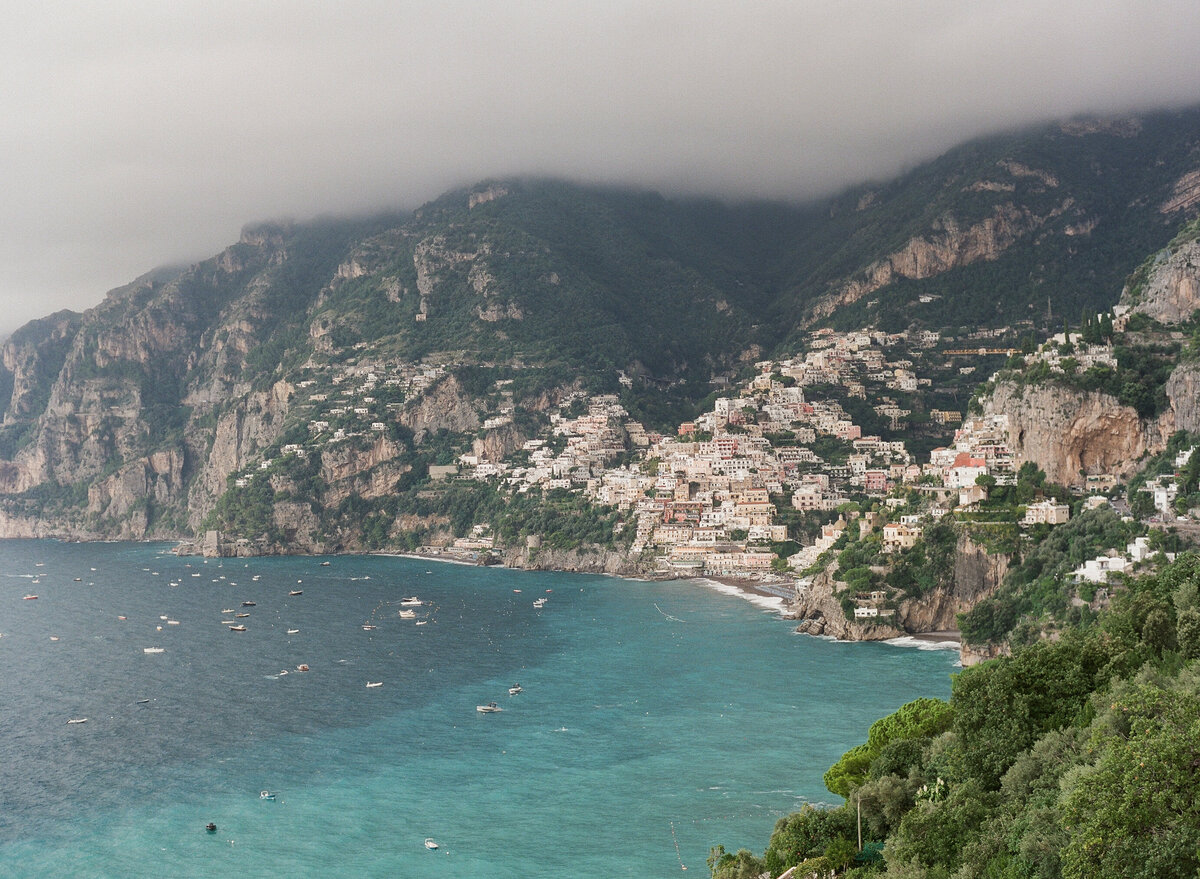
[0,540,956,878]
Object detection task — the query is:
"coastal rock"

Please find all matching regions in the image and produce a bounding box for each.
[502,544,659,578]
[896,534,1008,632]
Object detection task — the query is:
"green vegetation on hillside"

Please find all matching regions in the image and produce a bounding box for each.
[711,552,1200,878]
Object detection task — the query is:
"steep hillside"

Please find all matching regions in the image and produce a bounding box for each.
[777,109,1200,339]
[3,106,1200,541]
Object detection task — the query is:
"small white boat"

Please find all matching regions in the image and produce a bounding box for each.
[508,684,523,695]
[143,647,165,654]
[366,681,383,688]
[400,596,422,606]
[362,624,377,631]
[67,718,88,724]
[228,624,247,632]
[415,620,428,626]
[398,610,416,619]
[533,598,547,608]
[287,628,300,634]
[166,620,180,625]
[235,612,250,618]
[296,664,309,672]
[221,608,235,614]
[260,790,276,801]
[476,702,503,713]
[424,838,439,850]
[290,590,303,596]
[22,594,37,600]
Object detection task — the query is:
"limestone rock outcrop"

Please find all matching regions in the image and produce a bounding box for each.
[983,382,1163,487]
[1124,238,1200,324]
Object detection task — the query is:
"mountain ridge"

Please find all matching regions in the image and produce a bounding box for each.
[2,106,1200,541]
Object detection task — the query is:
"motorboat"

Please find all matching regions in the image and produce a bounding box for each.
[400,597,422,606]
[415,620,428,626]
[289,590,303,596]
[221,609,235,614]
[22,594,37,600]
[228,624,247,632]
[287,628,300,634]
[260,790,276,801]
[67,718,88,724]
[508,684,523,695]
[296,664,310,672]
[166,619,180,625]
[424,838,439,850]
[362,624,377,631]
[476,702,503,713]
[533,598,547,608]
[366,681,383,688]
[398,610,416,619]
[320,561,331,567]
[143,647,165,654]
[235,612,250,618]
[241,601,256,607]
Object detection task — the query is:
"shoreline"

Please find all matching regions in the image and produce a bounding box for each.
[174,537,963,652]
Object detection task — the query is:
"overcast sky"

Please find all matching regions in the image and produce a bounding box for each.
[2,0,1199,334]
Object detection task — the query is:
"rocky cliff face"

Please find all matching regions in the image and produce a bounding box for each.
[791,535,1008,645]
[896,534,1008,632]
[983,382,1165,486]
[1124,237,1200,323]
[806,201,1067,325]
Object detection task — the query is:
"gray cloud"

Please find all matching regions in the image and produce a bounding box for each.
[3,0,1199,332]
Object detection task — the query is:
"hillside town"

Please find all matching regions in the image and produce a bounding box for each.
[212,316,1189,626]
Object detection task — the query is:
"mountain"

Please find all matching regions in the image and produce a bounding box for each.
[3,106,1200,542]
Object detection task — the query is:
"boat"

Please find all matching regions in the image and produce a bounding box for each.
[241,601,256,607]
[228,624,247,632]
[206,822,217,833]
[415,620,428,626]
[235,612,250,618]
[508,684,523,695]
[137,699,151,704]
[289,590,303,596]
[366,681,383,688]
[362,624,377,631]
[22,594,37,600]
[533,598,547,608]
[221,608,235,614]
[143,647,165,654]
[260,790,276,801]
[166,619,180,625]
[398,610,416,619]
[296,664,309,672]
[424,838,439,850]
[400,596,422,606]
[287,628,300,634]
[320,561,330,566]
[67,718,88,724]
[476,702,503,713]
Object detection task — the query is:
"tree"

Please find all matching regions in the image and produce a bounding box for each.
[1061,677,1200,879]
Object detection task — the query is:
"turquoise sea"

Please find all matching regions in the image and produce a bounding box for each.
[0,540,956,878]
